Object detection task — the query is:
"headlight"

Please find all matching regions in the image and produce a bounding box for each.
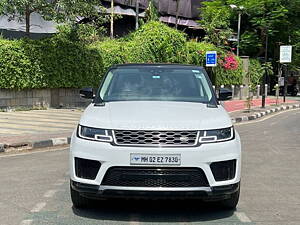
[78,125,113,142]
[199,127,234,143]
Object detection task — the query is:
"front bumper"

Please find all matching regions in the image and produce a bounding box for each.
[71,180,240,200]
[70,130,241,199]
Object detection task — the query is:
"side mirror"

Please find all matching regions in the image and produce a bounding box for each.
[80,87,94,99]
[218,88,233,101]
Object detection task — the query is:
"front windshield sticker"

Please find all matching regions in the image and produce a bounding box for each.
[192,70,200,73]
[152,75,160,79]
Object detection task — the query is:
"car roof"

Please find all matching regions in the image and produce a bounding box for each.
[111,63,204,70]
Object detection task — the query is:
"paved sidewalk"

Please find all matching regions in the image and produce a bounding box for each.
[0,109,82,145]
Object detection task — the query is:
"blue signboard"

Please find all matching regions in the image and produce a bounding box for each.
[206,51,217,67]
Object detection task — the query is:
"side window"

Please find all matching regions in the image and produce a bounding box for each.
[194,72,212,101]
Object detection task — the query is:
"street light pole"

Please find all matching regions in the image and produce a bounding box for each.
[237,11,241,57]
[110,0,114,38]
[135,0,139,30]
[262,31,269,108]
[230,5,244,57]
[175,0,180,29]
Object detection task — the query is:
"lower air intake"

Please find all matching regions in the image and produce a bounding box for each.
[101,167,209,187]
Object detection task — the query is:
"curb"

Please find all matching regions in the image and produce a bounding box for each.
[1,137,71,153]
[231,103,300,124]
[0,103,299,153]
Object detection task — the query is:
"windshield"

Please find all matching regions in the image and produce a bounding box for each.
[97,67,215,104]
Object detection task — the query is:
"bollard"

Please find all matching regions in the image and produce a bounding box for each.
[265,84,268,98]
[231,85,235,99]
[245,85,249,98]
[239,85,243,100]
[275,84,279,97]
[275,84,279,105]
[257,85,260,99]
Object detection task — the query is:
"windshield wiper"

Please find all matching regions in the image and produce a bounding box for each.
[207,103,218,108]
[94,97,106,106]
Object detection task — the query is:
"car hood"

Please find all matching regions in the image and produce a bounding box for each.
[80,101,232,130]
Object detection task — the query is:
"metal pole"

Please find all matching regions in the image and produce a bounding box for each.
[283,64,287,103]
[135,0,139,30]
[175,0,180,29]
[262,31,268,108]
[110,0,114,38]
[237,12,241,57]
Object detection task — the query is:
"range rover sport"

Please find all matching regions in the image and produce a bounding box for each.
[70,64,241,209]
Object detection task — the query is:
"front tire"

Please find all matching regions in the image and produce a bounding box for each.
[220,186,240,209]
[70,184,90,208]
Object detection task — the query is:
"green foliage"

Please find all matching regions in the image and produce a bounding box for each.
[214,56,243,85]
[145,0,159,22]
[57,24,107,44]
[240,31,262,56]
[0,22,244,90]
[248,59,264,85]
[129,22,187,63]
[199,0,233,47]
[92,39,130,72]
[0,0,108,35]
[0,38,44,89]
[179,41,218,65]
[0,36,103,89]
[201,0,300,62]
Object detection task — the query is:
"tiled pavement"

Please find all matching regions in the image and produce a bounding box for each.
[0,109,82,144]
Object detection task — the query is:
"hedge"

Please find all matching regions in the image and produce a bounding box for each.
[0,37,103,89]
[0,21,244,89]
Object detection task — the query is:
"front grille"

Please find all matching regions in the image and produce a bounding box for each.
[101,167,209,187]
[113,130,198,146]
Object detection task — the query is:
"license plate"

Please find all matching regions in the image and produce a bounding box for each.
[130,154,181,165]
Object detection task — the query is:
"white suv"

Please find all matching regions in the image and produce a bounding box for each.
[70,64,241,209]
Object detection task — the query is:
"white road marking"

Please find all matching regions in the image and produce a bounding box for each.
[30,202,46,213]
[20,220,33,225]
[235,212,252,223]
[43,189,58,198]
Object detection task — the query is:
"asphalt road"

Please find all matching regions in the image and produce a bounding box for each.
[0,109,300,225]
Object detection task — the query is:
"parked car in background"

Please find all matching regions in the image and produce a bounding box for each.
[218,88,233,101]
[70,64,241,210]
[280,85,298,96]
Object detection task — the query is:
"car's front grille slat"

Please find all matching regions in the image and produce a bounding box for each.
[113,130,198,146]
[101,167,209,187]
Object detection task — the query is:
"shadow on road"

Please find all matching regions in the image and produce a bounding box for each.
[72,199,235,223]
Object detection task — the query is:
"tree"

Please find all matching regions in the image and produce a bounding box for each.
[200,0,300,68]
[0,0,106,37]
[237,0,289,57]
[199,0,233,48]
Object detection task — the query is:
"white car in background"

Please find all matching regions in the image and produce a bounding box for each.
[70,64,241,209]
